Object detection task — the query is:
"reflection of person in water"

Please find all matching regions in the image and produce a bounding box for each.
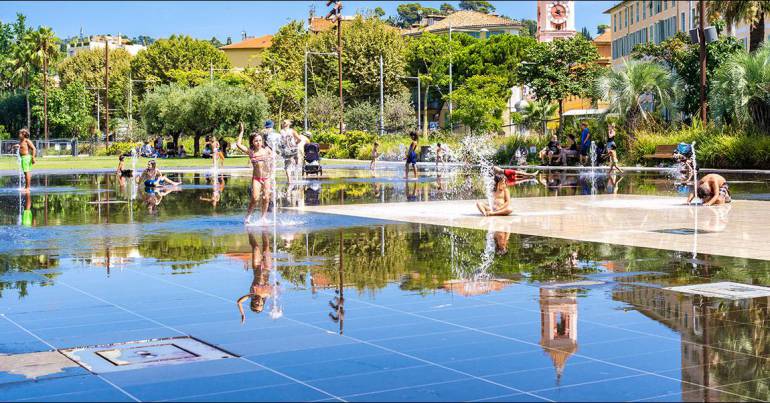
[406,179,418,202]
[142,186,179,214]
[606,172,624,195]
[21,191,33,226]
[494,231,510,255]
[200,175,225,208]
[697,203,732,233]
[237,231,272,324]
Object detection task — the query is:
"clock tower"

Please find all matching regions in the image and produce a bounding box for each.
[536,0,576,42]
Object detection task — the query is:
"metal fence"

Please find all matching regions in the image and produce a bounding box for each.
[0,139,80,157]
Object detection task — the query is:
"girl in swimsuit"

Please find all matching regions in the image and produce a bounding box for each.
[405,131,418,179]
[236,231,272,323]
[236,122,273,223]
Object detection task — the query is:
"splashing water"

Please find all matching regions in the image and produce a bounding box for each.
[457,134,497,207]
[690,141,700,203]
[588,142,598,196]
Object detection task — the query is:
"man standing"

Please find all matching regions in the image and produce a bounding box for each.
[15,129,37,193]
[579,122,591,165]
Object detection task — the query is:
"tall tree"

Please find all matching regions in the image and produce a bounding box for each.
[209,37,223,48]
[440,3,456,14]
[597,24,610,35]
[520,19,538,37]
[710,44,770,132]
[28,26,59,142]
[396,3,439,28]
[448,75,508,134]
[58,48,132,118]
[130,35,231,91]
[708,0,770,52]
[456,33,536,89]
[597,61,680,132]
[458,1,496,14]
[406,32,455,137]
[518,35,602,129]
[632,31,743,118]
[580,27,593,41]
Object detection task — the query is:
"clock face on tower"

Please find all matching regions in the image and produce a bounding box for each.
[550,3,567,23]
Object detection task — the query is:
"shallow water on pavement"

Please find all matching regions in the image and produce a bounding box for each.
[1,167,770,401]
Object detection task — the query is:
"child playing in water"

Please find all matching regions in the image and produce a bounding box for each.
[476,174,513,216]
[370,141,379,171]
[116,155,133,177]
[435,143,445,169]
[491,166,537,186]
[205,135,224,169]
[137,160,180,187]
[14,129,36,193]
[236,122,273,223]
[405,132,418,179]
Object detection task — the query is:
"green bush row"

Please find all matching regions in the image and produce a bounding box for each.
[626,126,770,169]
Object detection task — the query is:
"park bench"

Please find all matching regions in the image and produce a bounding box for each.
[643,144,677,160]
[319,143,331,153]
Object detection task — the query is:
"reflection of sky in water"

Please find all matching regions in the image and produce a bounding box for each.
[2,170,770,401]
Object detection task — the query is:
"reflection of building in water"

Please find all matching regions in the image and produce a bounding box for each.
[539,288,578,382]
[613,286,726,401]
[442,279,511,297]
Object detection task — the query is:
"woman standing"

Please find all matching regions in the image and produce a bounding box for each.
[236,122,273,223]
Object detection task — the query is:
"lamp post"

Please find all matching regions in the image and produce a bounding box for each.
[698,0,707,123]
[304,51,338,133]
[399,76,421,133]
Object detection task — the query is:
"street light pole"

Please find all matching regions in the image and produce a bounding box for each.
[448,24,453,131]
[104,38,110,147]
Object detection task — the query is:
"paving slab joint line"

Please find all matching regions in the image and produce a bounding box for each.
[0,313,142,403]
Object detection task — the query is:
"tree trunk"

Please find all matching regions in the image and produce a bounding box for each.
[43,54,48,143]
[25,87,31,130]
[173,132,181,151]
[558,99,564,135]
[194,133,201,157]
[750,13,765,52]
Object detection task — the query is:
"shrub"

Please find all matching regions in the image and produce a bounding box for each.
[345,102,379,133]
[384,92,416,134]
[493,135,548,165]
[102,142,138,156]
[627,125,770,169]
[312,129,374,159]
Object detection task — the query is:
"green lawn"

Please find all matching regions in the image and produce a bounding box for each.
[0,155,362,171]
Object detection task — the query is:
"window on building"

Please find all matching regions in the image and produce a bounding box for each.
[637,2,640,21]
[664,0,667,10]
[655,0,662,14]
[613,13,617,31]
[631,5,634,24]
[681,12,685,32]
[625,8,628,27]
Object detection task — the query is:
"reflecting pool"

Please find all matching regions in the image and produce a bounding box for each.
[1,167,770,402]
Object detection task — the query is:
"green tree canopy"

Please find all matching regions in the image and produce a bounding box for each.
[710,43,770,132]
[448,75,508,134]
[631,31,743,119]
[518,35,602,126]
[31,80,94,138]
[456,33,536,89]
[396,3,440,28]
[459,0,496,13]
[58,48,132,118]
[130,35,231,90]
[311,16,408,101]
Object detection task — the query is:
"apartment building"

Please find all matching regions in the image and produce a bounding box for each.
[605,0,769,68]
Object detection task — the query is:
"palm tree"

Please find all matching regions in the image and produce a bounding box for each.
[708,0,770,52]
[519,100,557,135]
[596,61,679,133]
[28,27,59,142]
[710,43,770,132]
[8,40,34,130]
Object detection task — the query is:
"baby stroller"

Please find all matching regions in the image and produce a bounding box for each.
[303,143,323,176]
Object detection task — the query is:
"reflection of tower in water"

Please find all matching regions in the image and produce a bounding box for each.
[539,287,578,383]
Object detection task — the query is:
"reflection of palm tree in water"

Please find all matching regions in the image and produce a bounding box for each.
[237,231,272,323]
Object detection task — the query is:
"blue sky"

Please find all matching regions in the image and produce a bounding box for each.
[1,1,613,41]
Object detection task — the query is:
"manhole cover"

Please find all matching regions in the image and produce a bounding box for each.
[665,282,770,300]
[60,337,234,374]
[651,228,716,235]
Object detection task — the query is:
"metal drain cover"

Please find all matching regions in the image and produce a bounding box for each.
[665,282,770,300]
[652,228,716,235]
[61,337,234,373]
